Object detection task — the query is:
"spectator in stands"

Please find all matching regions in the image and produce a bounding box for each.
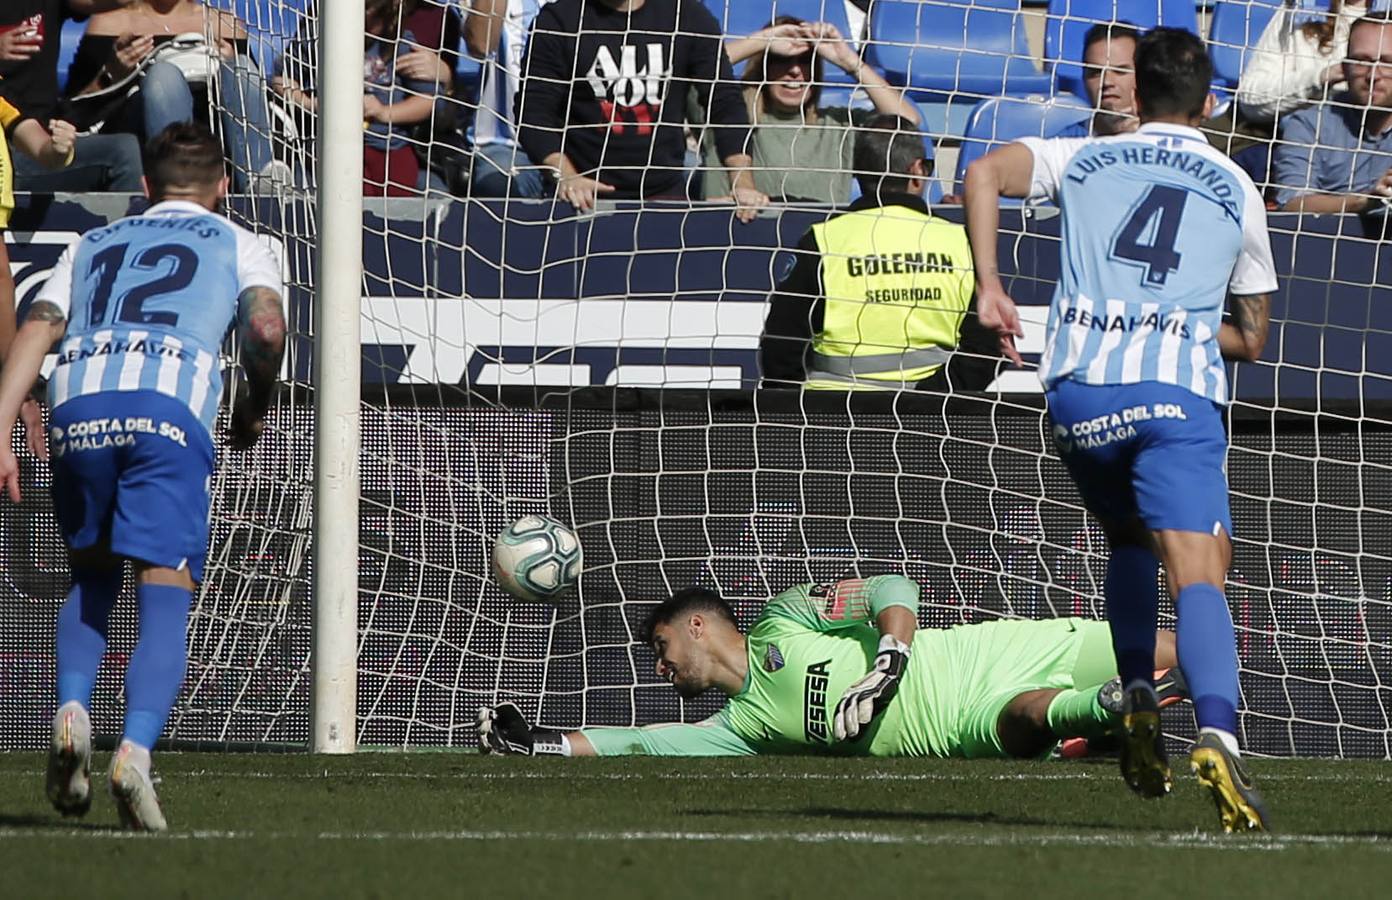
[1051,21,1138,138]
[64,0,287,191]
[699,17,919,205]
[760,115,1001,392]
[1272,10,1392,213]
[1238,0,1369,124]
[275,0,451,196]
[0,1,143,192]
[516,0,766,219]
[463,0,555,198]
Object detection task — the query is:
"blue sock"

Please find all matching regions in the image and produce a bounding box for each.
[1175,583,1240,734]
[55,568,123,707]
[1105,545,1160,691]
[123,583,192,748]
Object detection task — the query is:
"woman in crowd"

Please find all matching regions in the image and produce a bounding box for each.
[63,0,284,191]
[701,17,920,205]
[1238,0,1369,123]
[273,0,451,196]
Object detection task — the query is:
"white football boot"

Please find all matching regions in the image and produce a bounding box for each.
[108,740,168,832]
[46,701,93,817]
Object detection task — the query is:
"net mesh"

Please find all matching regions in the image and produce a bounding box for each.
[0,0,1389,757]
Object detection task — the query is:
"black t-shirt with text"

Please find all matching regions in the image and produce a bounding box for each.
[516,0,749,198]
[0,1,77,123]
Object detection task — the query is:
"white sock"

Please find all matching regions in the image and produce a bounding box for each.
[1200,727,1241,756]
[559,734,573,757]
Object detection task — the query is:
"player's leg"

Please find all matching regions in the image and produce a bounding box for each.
[103,392,215,832]
[1045,381,1171,795]
[1133,390,1269,831]
[48,545,124,817]
[1152,527,1268,831]
[45,397,126,818]
[996,622,1182,756]
[108,562,194,833]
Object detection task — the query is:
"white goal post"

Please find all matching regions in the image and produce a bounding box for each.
[310,0,366,754]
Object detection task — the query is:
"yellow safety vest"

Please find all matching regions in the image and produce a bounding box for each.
[807,204,974,390]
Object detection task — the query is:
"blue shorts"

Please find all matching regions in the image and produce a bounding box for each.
[50,390,215,581]
[1045,380,1232,537]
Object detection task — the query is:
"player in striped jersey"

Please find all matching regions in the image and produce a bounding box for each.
[963,28,1277,832]
[0,122,286,831]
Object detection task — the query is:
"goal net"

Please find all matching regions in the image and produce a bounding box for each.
[1,0,1389,758]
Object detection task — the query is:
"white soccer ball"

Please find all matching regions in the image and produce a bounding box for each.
[492,515,583,603]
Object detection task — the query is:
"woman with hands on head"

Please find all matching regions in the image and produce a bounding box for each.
[702,17,920,205]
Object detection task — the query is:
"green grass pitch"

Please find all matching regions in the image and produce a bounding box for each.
[2,753,1390,898]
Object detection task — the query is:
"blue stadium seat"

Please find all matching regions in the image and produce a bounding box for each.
[1208,0,1290,89]
[703,0,859,87]
[210,0,310,73]
[864,0,1051,101]
[56,18,85,94]
[1045,0,1199,100]
[952,94,1093,198]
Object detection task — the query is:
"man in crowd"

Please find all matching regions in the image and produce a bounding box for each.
[1052,21,1140,139]
[0,1,143,192]
[760,114,1001,391]
[478,574,1186,759]
[463,0,554,197]
[1274,10,1392,213]
[515,0,766,218]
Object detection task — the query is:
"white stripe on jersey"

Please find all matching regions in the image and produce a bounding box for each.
[1120,302,1157,382]
[186,348,215,420]
[80,330,114,397]
[50,336,81,407]
[1085,298,1128,383]
[117,330,149,391]
[1053,294,1095,384]
[1189,331,1208,398]
[1155,310,1185,384]
[156,335,183,398]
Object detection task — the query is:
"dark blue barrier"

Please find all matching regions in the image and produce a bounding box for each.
[8,196,1392,401]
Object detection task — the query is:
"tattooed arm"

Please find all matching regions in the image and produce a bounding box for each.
[0,301,68,502]
[1219,293,1271,363]
[229,286,287,451]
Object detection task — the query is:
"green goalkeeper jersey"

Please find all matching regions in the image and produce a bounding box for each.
[581,578,1113,762]
[582,576,1116,759]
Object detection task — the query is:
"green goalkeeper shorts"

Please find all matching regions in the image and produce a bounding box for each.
[932,617,1117,759]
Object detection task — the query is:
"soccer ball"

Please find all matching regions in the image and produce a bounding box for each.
[492,515,583,603]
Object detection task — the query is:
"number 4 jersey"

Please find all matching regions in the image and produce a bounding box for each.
[36,200,284,436]
[1018,123,1278,404]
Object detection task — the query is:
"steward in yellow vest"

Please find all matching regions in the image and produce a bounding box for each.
[760,115,1001,391]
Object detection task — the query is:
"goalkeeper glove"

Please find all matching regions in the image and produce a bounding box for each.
[476,703,567,756]
[832,634,910,741]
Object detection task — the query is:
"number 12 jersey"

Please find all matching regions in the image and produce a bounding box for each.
[36,200,284,437]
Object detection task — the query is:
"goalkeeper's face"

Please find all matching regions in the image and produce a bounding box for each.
[650,620,714,699]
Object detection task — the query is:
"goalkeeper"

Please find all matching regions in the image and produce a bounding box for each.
[478,575,1183,759]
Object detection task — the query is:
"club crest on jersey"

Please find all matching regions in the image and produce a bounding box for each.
[764,643,785,672]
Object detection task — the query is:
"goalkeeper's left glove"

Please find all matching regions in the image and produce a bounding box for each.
[476,703,567,756]
[832,634,910,741]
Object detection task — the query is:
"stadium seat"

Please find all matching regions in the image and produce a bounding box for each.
[703,0,859,87]
[864,0,1051,101]
[1045,0,1199,100]
[211,0,311,73]
[1208,0,1291,89]
[56,18,85,94]
[952,94,1093,199]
